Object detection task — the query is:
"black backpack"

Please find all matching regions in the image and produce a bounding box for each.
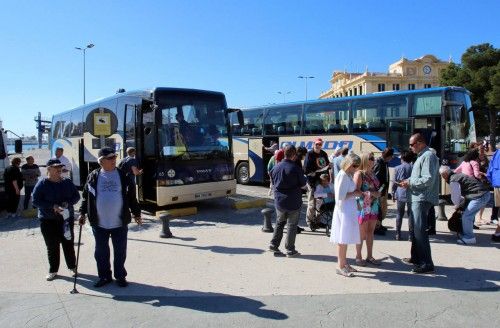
[448,210,463,234]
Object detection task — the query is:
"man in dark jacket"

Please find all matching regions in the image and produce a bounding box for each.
[3,157,23,218]
[373,147,394,234]
[269,145,307,257]
[79,147,142,288]
[303,138,330,230]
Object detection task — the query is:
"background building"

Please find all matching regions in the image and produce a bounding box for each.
[320,54,450,99]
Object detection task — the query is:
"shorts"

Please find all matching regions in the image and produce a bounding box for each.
[495,188,500,207]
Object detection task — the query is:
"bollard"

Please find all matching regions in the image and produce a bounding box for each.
[261,208,274,232]
[437,199,448,221]
[159,214,173,238]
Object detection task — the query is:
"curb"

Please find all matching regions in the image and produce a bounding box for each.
[156,207,198,219]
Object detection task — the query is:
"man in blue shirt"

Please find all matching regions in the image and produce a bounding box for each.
[392,150,414,241]
[487,143,500,241]
[118,147,143,185]
[269,145,307,257]
[399,133,439,274]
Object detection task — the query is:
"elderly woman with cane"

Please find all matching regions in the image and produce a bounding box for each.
[32,159,80,281]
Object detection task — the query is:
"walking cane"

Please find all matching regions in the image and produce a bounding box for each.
[70,222,83,294]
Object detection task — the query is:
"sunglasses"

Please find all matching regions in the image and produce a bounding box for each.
[103,155,117,160]
[315,143,322,146]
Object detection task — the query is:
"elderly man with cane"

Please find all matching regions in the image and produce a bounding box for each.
[79,147,142,288]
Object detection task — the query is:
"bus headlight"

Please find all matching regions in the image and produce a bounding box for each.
[221,174,233,181]
[158,179,184,186]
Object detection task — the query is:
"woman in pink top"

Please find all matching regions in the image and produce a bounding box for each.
[454,148,481,179]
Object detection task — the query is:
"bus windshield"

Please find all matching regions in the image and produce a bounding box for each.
[444,91,473,154]
[158,96,230,157]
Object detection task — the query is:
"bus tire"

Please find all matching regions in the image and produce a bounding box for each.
[236,162,250,185]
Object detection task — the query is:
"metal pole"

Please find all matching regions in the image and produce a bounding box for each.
[83,49,86,105]
[305,78,308,101]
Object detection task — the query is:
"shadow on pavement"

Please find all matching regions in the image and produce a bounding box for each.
[0,214,39,233]
[62,273,288,320]
[128,237,265,255]
[365,254,500,291]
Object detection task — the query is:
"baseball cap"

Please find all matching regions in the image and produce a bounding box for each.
[46,159,65,167]
[98,147,116,159]
[314,138,323,145]
[274,149,285,162]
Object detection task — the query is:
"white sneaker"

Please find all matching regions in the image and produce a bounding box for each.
[46,272,57,281]
[457,237,476,245]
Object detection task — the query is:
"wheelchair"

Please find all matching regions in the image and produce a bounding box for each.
[313,197,334,236]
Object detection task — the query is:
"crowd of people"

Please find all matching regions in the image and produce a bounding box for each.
[2,146,143,287]
[266,134,500,277]
[1,137,500,284]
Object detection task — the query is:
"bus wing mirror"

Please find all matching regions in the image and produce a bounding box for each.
[226,108,244,127]
[237,110,244,127]
[14,139,23,153]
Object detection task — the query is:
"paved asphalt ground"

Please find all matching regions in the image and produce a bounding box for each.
[1,179,499,327]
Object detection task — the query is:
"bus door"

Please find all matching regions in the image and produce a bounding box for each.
[386,118,413,153]
[413,117,442,159]
[137,102,157,203]
[125,104,140,197]
[262,137,278,182]
[249,138,265,183]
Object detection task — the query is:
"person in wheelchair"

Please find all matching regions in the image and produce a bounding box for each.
[313,174,335,233]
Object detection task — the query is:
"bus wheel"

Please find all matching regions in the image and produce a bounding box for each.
[236,162,250,184]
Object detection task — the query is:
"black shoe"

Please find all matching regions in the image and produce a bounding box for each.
[411,265,435,274]
[402,257,414,265]
[268,245,280,252]
[308,223,317,232]
[473,224,480,230]
[374,228,386,236]
[93,278,112,288]
[492,234,500,242]
[286,250,300,257]
[116,278,128,288]
[380,225,388,231]
[297,226,304,234]
[427,228,436,235]
[317,222,327,229]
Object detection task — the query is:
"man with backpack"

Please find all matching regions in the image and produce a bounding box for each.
[439,166,491,245]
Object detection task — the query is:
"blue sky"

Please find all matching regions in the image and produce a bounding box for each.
[0,0,498,136]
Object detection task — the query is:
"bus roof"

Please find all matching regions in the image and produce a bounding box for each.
[242,86,470,111]
[54,87,225,117]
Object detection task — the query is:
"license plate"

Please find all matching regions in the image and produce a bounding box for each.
[195,192,212,199]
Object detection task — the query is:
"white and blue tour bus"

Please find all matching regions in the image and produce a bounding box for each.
[50,87,239,206]
[232,86,475,185]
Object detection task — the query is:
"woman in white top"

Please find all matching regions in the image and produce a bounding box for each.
[330,153,363,277]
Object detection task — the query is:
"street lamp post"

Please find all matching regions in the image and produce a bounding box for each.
[75,43,94,104]
[297,75,314,101]
[277,91,291,103]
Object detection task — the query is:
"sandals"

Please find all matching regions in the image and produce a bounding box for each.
[355,258,367,267]
[336,266,354,277]
[366,257,381,266]
[346,264,358,273]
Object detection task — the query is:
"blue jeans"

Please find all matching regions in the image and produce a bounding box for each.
[410,201,434,268]
[92,225,128,280]
[271,208,300,252]
[23,185,35,209]
[396,201,413,235]
[461,193,491,240]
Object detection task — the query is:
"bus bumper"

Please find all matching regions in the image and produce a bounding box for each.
[156,179,237,206]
